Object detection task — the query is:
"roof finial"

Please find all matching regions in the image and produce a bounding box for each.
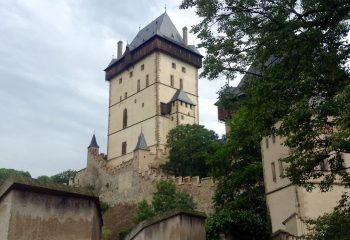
[165,4,167,12]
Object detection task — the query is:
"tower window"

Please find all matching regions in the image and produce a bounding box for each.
[129,71,133,77]
[320,160,326,171]
[123,108,128,128]
[141,64,144,71]
[180,78,183,89]
[182,67,186,73]
[146,75,149,87]
[142,102,144,107]
[271,162,277,182]
[172,62,176,69]
[120,96,122,101]
[137,79,140,92]
[278,160,284,178]
[265,138,269,148]
[119,78,122,84]
[272,135,276,143]
[124,92,127,99]
[181,115,184,120]
[122,142,127,155]
[170,75,174,87]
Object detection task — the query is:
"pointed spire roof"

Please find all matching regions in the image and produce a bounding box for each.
[170,89,194,105]
[134,132,149,151]
[88,134,99,148]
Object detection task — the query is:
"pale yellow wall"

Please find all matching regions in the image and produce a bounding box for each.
[109,53,157,106]
[261,135,291,193]
[109,86,157,134]
[108,52,159,162]
[298,185,349,220]
[262,135,350,236]
[108,118,156,162]
[157,52,199,125]
[266,185,298,233]
[158,53,198,96]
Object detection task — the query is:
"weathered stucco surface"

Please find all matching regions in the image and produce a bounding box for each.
[0,178,102,240]
[125,210,206,240]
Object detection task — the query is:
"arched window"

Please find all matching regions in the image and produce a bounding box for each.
[123,108,128,128]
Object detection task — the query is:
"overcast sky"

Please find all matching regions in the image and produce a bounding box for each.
[0,0,241,177]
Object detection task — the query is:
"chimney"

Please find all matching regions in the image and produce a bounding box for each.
[117,41,123,58]
[182,27,188,46]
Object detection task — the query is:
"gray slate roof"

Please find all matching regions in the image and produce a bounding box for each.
[129,12,183,51]
[134,132,149,151]
[170,89,194,105]
[88,134,99,148]
[106,12,201,69]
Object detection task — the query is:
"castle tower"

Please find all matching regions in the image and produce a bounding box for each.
[104,13,202,166]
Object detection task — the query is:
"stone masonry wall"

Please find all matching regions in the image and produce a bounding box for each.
[73,156,215,215]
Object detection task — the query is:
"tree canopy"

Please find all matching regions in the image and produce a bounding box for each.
[181,0,350,190]
[161,124,220,177]
[180,0,350,238]
[205,106,270,240]
[0,168,31,184]
[37,169,76,185]
[134,180,196,223]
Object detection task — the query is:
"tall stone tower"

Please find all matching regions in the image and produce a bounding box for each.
[104,13,202,166]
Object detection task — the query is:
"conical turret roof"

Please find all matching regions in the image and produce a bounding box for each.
[88,134,99,148]
[134,132,148,151]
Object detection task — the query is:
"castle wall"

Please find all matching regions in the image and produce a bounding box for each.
[74,157,215,215]
[125,210,206,240]
[0,190,12,240]
[0,180,102,240]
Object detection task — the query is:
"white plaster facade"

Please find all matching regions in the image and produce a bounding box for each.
[261,134,350,236]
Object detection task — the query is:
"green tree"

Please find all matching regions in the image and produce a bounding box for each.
[134,200,154,223]
[0,168,31,184]
[305,194,350,240]
[37,175,52,183]
[180,0,350,191]
[135,180,196,224]
[205,106,270,240]
[180,1,349,238]
[162,124,220,177]
[50,169,76,185]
